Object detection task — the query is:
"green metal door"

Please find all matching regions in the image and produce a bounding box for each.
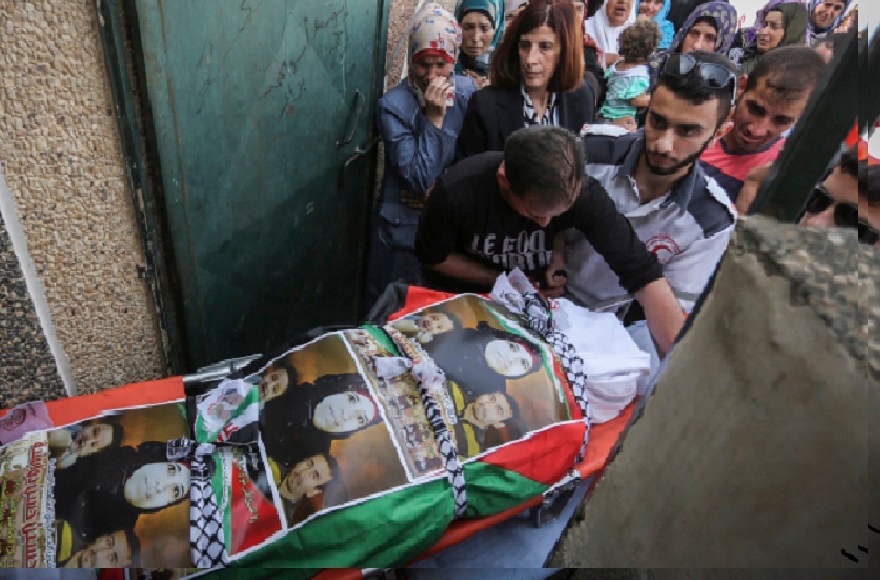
[135,0,388,369]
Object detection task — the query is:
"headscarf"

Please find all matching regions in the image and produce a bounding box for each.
[455,0,504,76]
[808,0,852,40]
[649,2,736,83]
[584,0,638,54]
[408,4,462,103]
[746,0,810,45]
[667,1,738,55]
[635,0,675,50]
[739,2,809,75]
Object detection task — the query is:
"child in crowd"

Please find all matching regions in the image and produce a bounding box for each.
[598,19,659,131]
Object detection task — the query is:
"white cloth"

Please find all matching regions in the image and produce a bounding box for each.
[584,1,637,54]
[553,298,649,423]
[491,272,650,424]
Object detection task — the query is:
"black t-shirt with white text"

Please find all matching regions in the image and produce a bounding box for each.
[415,151,663,294]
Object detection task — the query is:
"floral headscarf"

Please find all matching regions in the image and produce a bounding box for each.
[408,4,462,104]
[635,0,675,50]
[409,3,462,65]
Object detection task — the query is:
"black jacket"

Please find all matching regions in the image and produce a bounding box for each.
[455,83,596,161]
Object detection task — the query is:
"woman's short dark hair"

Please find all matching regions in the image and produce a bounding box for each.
[619,19,661,62]
[491,0,584,92]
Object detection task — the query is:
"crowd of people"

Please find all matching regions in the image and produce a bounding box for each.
[364,0,875,363]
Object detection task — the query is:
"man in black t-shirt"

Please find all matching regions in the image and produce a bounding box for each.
[414,125,685,356]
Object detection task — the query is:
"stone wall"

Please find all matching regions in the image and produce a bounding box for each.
[0,209,64,407]
[0,0,164,398]
[549,217,873,568]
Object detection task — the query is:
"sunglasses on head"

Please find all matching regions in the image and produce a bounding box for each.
[660,53,737,105]
[804,186,880,245]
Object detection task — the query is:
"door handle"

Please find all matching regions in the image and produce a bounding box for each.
[337,136,380,190]
[337,89,366,148]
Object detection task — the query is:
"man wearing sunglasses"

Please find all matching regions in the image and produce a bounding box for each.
[799,147,880,246]
[565,51,736,360]
[701,47,827,210]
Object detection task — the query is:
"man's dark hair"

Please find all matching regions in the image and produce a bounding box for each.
[503,125,584,209]
[655,50,737,125]
[123,529,142,566]
[743,46,827,100]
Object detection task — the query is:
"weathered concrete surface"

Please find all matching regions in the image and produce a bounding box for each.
[549,217,875,568]
[0,0,165,396]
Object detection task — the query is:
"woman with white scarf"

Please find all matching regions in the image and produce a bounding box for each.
[584,0,637,68]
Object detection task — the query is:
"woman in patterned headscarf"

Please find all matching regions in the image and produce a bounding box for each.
[455,0,505,86]
[364,4,477,310]
[739,1,809,76]
[648,2,737,83]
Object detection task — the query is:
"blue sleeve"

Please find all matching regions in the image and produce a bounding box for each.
[377,94,459,196]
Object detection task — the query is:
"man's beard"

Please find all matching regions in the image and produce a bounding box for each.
[645,136,714,176]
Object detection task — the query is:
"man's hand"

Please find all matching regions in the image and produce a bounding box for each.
[634,278,686,358]
[736,162,773,215]
[424,76,450,129]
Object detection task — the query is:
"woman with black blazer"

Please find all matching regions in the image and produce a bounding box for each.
[456,0,596,161]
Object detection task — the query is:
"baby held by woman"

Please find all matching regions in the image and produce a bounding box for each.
[597,19,660,131]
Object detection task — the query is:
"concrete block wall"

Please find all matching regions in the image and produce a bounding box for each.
[0,0,164,401]
[0,208,64,407]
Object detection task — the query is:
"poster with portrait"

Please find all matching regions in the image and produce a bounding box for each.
[0,431,53,568]
[257,333,410,529]
[343,327,447,480]
[49,403,192,568]
[387,294,572,459]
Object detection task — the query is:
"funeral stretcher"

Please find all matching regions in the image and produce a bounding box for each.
[0,278,649,577]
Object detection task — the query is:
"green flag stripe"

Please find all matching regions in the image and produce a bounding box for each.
[218,478,453,571]
[463,461,548,517]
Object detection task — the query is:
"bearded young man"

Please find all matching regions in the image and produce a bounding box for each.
[565,51,737,343]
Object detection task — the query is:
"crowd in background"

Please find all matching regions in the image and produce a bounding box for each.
[364,0,875,363]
